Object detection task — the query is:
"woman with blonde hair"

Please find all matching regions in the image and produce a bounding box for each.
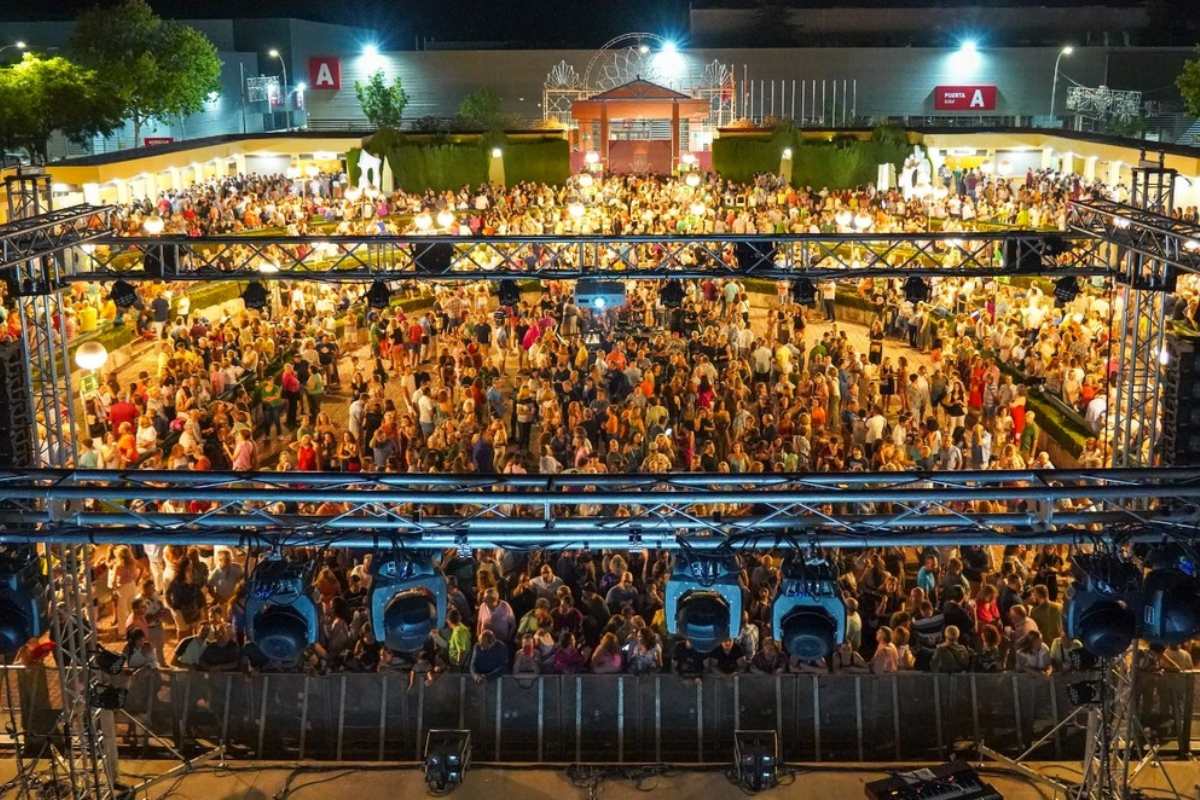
[108,545,142,637]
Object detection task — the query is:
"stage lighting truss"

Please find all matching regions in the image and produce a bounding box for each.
[370,553,447,653]
[772,556,846,661]
[665,552,742,653]
[67,231,1109,282]
[245,557,320,665]
[733,730,780,793]
[424,729,471,794]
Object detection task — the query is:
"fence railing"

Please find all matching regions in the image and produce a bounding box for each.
[2,668,1195,764]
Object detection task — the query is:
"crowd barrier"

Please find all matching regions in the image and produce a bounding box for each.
[1,668,1195,764]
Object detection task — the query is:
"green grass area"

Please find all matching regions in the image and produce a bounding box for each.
[713,126,909,189]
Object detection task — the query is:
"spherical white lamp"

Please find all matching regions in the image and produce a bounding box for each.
[685,172,701,188]
[689,201,705,217]
[853,212,872,231]
[584,150,600,165]
[578,173,594,188]
[414,212,433,232]
[141,215,164,235]
[835,209,853,228]
[491,147,503,159]
[568,202,585,219]
[782,148,793,159]
[74,341,108,371]
[436,210,455,228]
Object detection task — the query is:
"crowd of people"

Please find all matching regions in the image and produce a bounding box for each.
[10,164,1200,689]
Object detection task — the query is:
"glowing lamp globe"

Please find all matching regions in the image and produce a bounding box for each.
[490,147,503,158]
[73,341,108,371]
[685,172,701,188]
[344,187,362,202]
[853,212,872,231]
[568,202,585,220]
[141,216,164,235]
[584,150,600,165]
[690,202,705,217]
[835,209,853,228]
[436,210,455,228]
[414,212,433,232]
[578,173,594,188]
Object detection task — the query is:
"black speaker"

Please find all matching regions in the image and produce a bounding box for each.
[0,341,34,468]
[734,241,776,271]
[1162,332,1200,466]
[498,279,520,307]
[414,242,454,274]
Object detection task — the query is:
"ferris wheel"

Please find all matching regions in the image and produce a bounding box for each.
[582,32,686,93]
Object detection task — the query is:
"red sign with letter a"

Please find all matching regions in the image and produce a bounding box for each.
[933,85,998,111]
[308,56,341,90]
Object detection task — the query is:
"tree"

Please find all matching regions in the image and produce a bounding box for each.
[70,0,222,145]
[0,54,124,162]
[1178,46,1200,118]
[354,70,410,129]
[457,87,513,131]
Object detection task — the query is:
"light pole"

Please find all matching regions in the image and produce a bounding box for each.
[268,48,289,129]
[1050,45,1073,120]
[0,41,26,56]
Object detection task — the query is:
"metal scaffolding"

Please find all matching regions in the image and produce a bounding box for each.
[69,230,1109,281]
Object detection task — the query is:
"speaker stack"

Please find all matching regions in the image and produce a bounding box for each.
[0,340,34,468]
[1162,332,1200,466]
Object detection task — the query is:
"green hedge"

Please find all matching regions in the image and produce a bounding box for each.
[503,138,570,185]
[713,129,908,189]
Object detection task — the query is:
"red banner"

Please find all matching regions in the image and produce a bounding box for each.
[308,56,341,90]
[143,137,174,146]
[933,85,998,111]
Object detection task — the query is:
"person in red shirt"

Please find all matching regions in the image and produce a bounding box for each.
[108,394,139,434]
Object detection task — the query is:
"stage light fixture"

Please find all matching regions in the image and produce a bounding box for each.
[366,280,392,309]
[88,646,126,675]
[791,277,817,306]
[660,279,685,308]
[1141,566,1200,645]
[1065,552,1142,658]
[424,729,471,793]
[575,279,626,312]
[1054,276,1080,306]
[241,281,269,311]
[245,558,320,665]
[665,553,742,654]
[498,279,520,307]
[1067,679,1102,706]
[772,557,846,661]
[108,279,139,310]
[370,554,446,653]
[0,548,45,656]
[87,682,127,711]
[733,730,780,793]
[903,275,930,304]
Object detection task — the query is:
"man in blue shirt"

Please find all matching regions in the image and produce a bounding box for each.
[916,555,940,601]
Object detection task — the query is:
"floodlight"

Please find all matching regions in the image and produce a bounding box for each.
[734,730,780,793]
[773,557,845,661]
[241,281,269,311]
[371,555,447,653]
[424,730,471,793]
[665,554,742,654]
[366,280,392,310]
[245,558,320,665]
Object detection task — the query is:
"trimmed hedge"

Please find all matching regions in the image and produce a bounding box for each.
[503,138,570,185]
[713,128,909,189]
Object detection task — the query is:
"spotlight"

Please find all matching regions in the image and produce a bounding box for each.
[903,275,930,304]
[0,548,45,657]
[733,730,780,793]
[791,277,816,306]
[424,729,471,793]
[959,40,977,55]
[1067,679,1102,706]
[108,279,139,310]
[88,646,126,675]
[241,281,269,311]
[574,279,625,312]
[370,555,446,653]
[436,209,455,228]
[1065,552,1142,658]
[498,279,520,307]
[366,280,392,310]
[1141,566,1200,645]
[87,682,127,711]
[362,43,379,59]
[665,553,742,654]
[1054,276,1079,306]
[245,558,319,665]
[660,279,685,308]
[772,557,845,661]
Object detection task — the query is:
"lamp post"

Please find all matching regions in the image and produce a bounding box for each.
[0,41,26,55]
[268,48,289,129]
[1050,46,1073,120]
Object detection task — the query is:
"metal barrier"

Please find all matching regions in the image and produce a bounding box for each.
[3,668,1194,764]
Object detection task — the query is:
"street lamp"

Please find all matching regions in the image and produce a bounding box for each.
[0,41,26,55]
[1050,45,1074,118]
[268,48,290,129]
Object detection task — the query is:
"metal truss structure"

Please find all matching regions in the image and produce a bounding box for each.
[0,467,1199,549]
[1,181,117,800]
[1069,167,1187,468]
[68,230,1109,282]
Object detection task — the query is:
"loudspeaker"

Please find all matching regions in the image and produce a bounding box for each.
[414,242,454,274]
[734,241,777,271]
[0,342,34,468]
[1162,332,1200,466]
[498,279,520,307]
